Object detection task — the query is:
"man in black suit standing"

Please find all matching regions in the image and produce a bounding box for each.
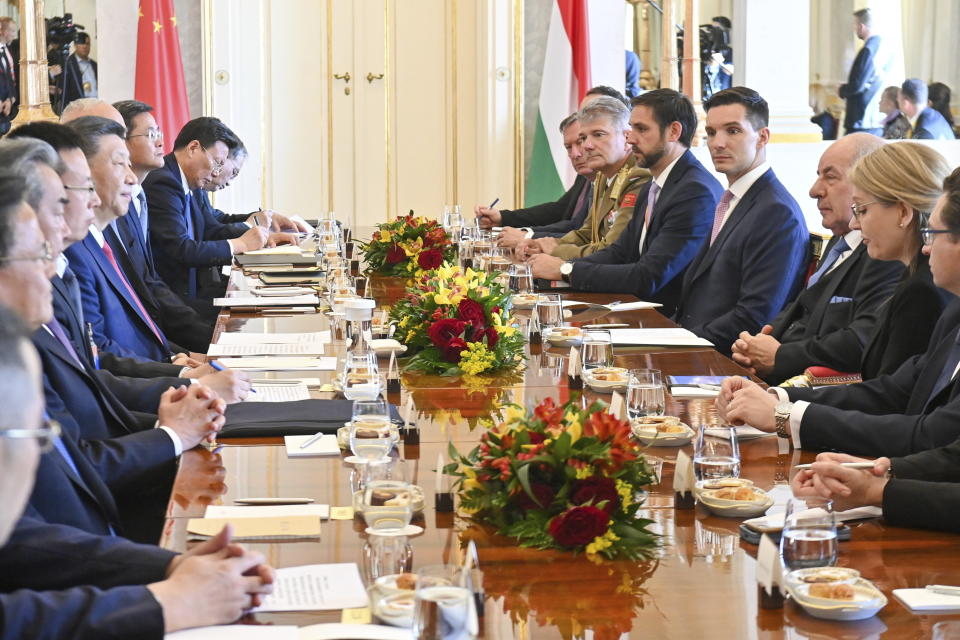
[839,9,887,136]
[0,17,18,136]
[899,78,955,140]
[526,89,721,316]
[731,133,904,383]
[59,32,97,112]
[674,87,809,355]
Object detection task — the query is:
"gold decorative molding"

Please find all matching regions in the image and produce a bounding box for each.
[11,0,56,126]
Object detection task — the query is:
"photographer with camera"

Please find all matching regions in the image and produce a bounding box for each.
[45,15,94,114]
[702,16,733,100]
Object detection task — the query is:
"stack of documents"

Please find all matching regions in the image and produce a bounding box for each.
[215,356,337,371]
[187,515,322,540]
[205,504,331,520]
[213,293,319,307]
[167,624,411,639]
[609,328,713,347]
[215,331,330,345]
[208,342,326,357]
[245,382,311,402]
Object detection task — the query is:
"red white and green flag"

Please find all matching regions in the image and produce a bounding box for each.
[525,0,591,206]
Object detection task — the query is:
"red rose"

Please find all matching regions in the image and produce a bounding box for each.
[385,244,406,264]
[548,506,610,548]
[571,476,620,515]
[484,327,499,349]
[443,337,469,362]
[428,318,466,349]
[457,299,487,335]
[417,248,443,270]
[514,482,555,511]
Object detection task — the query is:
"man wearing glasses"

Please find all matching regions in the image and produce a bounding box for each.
[143,117,293,306]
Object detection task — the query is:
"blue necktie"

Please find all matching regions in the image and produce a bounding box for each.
[923,328,960,412]
[137,191,150,244]
[807,237,850,287]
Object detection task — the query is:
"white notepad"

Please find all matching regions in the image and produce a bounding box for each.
[215,356,337,371]
[245,383,311,402]
[670,386,719,398]
[704,425,775,440]
[215,331,330,345]
[893,588,960,612]
[213,294,320,307]
[208,342,327,357]
[205,504,331,520]
[609,328,713,347]
[253,563,368,612]
[284,434,340,457]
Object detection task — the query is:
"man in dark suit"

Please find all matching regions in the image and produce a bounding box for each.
[899,78,955,140]
[58,32,97,113]
[526,89,721,317]
[674,87,809,355]
[731,133,904,383]
[839,8,887,136]
[0,17,18,136]
[143,117,293,303]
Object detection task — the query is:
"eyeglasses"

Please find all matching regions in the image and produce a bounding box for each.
[64,184,97,197]
[850,201,878,220]
[127,129,163,142]
[0,241,54,264]
[920,227,954,245]
[202,147,225,178]
[0,419,61,453]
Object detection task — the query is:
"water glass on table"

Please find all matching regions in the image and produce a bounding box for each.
[362,459,413,533]
[581,329,614,372]
[693,426,741,480]
[508,263,534,294]
[443,206,464,241]
[413,565,476,640]
[627,368,665,419]
[780,497,838,570]
[535,294,563,334]
[342,351,381,401]
[349,399,393,461]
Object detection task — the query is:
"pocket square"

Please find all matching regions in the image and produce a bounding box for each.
[828,296,853,304]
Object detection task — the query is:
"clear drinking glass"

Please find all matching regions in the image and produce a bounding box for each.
[627,369,665,419]
[780,497,838,570]
[443,206,464,240]
[581,330,614,372]
[535,294,563,334]
[349,399,392,460]
[362,534,414,582]
[362,459,414,533]
[412,565,476,640]
[507,263,534,294]
[342,352,381,401]
[693,426,741,480]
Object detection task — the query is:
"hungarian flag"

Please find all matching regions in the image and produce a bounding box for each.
[524,0,590,206]
[135,0,189,153]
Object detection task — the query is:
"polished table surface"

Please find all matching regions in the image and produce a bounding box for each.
[161,276,960,639]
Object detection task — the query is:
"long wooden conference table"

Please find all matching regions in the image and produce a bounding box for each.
[159,275,960,639]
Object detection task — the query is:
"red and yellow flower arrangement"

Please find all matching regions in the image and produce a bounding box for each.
[389,264,525,375]
[445,397,660,560]
[358,212,457,276]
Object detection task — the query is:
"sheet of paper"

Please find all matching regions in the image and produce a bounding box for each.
[744,506,883,531]
[607,301,662,311]
[215,356,337,371]
[253,563,368,612]
[187,515,322,540]
[215,331,330,345]
[609,328,713,347]
[165,625,299,640]
[246,383,311,402]
[250,376,323,386]
[214,294,320,307]
[893,588,960,612]
[670,386,719,398]
[300,624,412,640]
[285,434,341,457]
[208,342,327,357]
[245,245,308,256]
[205,504,331,520]
[608,391,625,420]
[704,425,775,441]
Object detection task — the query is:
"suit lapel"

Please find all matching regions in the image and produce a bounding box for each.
[805,244,864,330]
[50,276,84,341]
[57,435,122,529]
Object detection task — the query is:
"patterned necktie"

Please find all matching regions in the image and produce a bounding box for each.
[46,318,83,367]
[709,190,734,245]
[639,181,661,252]
[60,266,84,322]
[807,237,850,288]
[100,240,165,345]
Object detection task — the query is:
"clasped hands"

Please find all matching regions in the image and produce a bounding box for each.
[730,324,780,377]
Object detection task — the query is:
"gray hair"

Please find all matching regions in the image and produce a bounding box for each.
[60,98,111,123]
[558,112,579,133]
[579,96,630,132]
[0,138,64,211]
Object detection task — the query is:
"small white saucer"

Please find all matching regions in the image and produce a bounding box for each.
[365,524,424,537]
[344,455,392,465]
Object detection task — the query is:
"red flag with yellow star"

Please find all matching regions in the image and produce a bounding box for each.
[135,0,189,153]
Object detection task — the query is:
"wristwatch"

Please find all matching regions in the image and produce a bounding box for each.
[559,261,574,283]
[774,401,793,439]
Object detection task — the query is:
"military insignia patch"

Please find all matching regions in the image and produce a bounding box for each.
[620,193,637,208]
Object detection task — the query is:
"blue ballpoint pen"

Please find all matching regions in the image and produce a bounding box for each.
[210,360,256,393]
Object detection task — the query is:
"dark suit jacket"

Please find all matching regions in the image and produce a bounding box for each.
[838,35,884,132]
[912,106,956,140]
[532,181,593,238]
[0,515,169,640]
[0,43,16,133]
[144,154,236,300]
[768,240,904,382]
[675,168,809,355]
[883,436,960,533]
[197,189,251,231]
[568,150,721,316]
[65,234,172,363]
[110,210,215,352]
[860,255,952,380]
[784,299,960,457]
[59,53,96,110]
[500,175,590,228]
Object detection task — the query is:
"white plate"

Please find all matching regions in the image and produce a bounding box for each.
[694,477,754,498]
[785,567,861,587]
[788,580,887,621]
[364,524,424,537]
[374,573,417,597]
[544,329,583,347]
[374,592,415,627]
[631,421,695,447]
[697,488,774,518]
[584,368,629,393]
[370,340,407,357]
[510,294,540,310]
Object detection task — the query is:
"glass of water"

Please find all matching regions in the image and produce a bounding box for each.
[413,565,476,640]
[780,497,838,570]
[349,399,392,460]
[507,263,534,294]
[443,206,463,240]
[581,330,614,373]
[342,352,381,401]
[693,426,740,480]
[627,369,665,419]
[362,459,413,533]
[535,294,563,334]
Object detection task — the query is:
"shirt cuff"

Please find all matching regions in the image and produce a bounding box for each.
[770,387,789,402]
[523,228,534,239]
[157,425,184,456]
[227,239,238,255]
[790,400,810,449]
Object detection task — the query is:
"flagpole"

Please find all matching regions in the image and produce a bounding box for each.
[11,0,58,127]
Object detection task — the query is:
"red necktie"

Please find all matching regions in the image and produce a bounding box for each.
[100,240,165,345]
[709,190,734,245]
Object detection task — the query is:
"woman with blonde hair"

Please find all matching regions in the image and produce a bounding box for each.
[850,141,954,378]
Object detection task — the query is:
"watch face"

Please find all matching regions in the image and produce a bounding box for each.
[775,402,792,415]
[560,263,572,275]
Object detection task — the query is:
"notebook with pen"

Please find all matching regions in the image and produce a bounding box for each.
[221,399,403,438]
[187,515,321,541]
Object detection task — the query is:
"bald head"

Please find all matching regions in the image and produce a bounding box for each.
[60,99,125,127]
[809,134,886,236]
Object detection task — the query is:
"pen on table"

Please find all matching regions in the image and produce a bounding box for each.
[926,585,960,597]
[210,360,256,393]
[793,461,876,470]
[487,197,500,209]
[234,497,315,505]
[299,431,324,449]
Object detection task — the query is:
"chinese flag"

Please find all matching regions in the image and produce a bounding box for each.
[135,0,189,153]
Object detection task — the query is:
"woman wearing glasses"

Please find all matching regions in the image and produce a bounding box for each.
[849,141,954,379]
